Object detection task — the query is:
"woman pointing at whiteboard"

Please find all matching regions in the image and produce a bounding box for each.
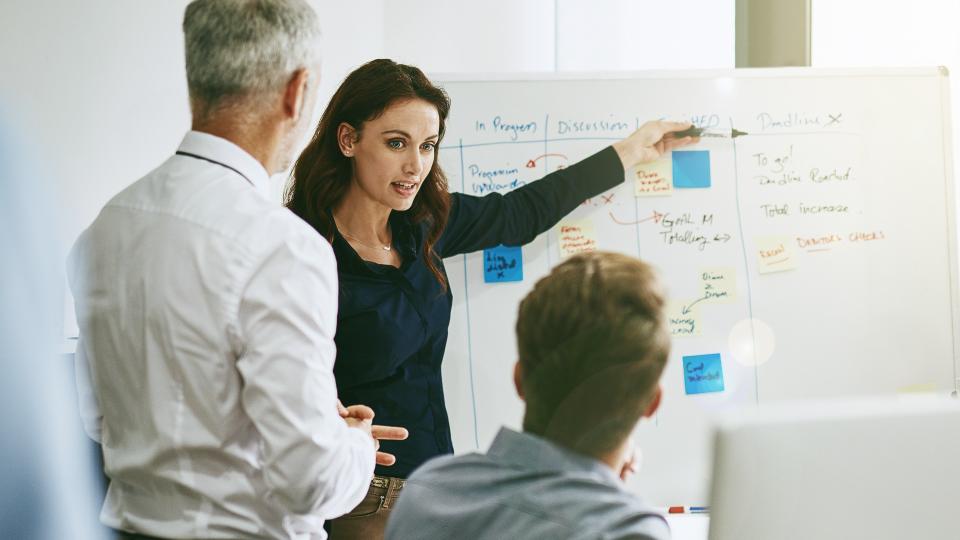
[285,58,695,538]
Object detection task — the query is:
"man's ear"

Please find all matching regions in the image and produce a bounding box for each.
[513,361,525,401]
[283,67,310,122]
[642,384,662,418]
[337,122,358,157]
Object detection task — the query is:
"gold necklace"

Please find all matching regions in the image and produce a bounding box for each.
[335,219,392,251]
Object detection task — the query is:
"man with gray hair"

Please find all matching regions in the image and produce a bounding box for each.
[67,1,399,538]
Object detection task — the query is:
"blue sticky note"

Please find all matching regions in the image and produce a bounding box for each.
[682,353,725,394]
[672,150,712,188]
[483,245,523,283]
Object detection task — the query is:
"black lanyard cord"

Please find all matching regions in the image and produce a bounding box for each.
[175,151,255,187]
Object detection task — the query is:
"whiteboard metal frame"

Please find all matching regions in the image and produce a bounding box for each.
[935,69,960,394]
[431,66,948,83]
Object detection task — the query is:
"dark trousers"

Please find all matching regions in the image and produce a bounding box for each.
[327,475,406,540]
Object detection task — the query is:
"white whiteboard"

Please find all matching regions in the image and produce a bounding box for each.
[434,67,960,505]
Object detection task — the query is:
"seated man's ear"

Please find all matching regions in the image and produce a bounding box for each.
[513,361,525,400]
[643,384,662,418]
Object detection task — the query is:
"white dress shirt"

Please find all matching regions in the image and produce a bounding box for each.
[68,131,374,539]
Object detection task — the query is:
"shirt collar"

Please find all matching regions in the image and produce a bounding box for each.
[487,427,622,486]
[176,131,270,193]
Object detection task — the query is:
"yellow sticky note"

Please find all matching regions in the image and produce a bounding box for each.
[756,236,798,274]
[668,300,700,337]
[634,159,673,197]
[557,219,597,258]
[700,267,736,304]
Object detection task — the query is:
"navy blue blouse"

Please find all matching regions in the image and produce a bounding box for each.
[332,146,624,478]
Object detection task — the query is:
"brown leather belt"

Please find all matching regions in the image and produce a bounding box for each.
[370,474,405,489]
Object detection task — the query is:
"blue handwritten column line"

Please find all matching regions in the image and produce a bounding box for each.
[729,117,760,406]
[632,185,644,261]
[631,184,657,426]
[458,138,481,449]
[544,114,553,267]
[543,113,550,172]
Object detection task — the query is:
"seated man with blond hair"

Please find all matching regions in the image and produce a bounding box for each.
[386,251,672,540]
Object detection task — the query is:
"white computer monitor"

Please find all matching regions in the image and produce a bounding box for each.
[708,395,960,540]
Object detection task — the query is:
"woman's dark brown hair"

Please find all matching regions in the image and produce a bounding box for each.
[285,59,452,288]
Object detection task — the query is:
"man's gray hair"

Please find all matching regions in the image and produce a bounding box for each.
[183,0,321,113]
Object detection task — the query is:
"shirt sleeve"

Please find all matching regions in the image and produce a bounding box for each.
[437,146,624,257]
[235,229,375,518]
[73,337,103,443]
[67,238,103,444]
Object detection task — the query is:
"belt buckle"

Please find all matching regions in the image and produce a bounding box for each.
[370,475,405,490]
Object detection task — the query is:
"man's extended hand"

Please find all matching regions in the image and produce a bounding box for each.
[339,401,409,466]
[371,424,409,466]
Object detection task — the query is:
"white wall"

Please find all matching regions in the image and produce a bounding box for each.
[0,1,385,335]
[813,1,960,68]
[812,0,960,178]
[0,1,192,255]
[0,0,385,258]
[384,0,557,73]
[383,0,734,73]
[556,0,734,70]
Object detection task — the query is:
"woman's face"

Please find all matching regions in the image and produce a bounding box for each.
[341,98,440,212]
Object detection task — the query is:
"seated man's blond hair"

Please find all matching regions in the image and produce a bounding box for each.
[516,251,670,459]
